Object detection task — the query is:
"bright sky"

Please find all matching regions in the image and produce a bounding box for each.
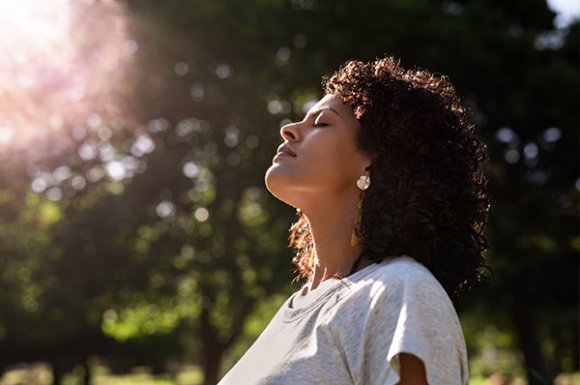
[547,0,580,27]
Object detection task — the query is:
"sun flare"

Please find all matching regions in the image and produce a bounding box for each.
[0,0,134,152]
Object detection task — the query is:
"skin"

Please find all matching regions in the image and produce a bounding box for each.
[265,94,428,384]
[265,94,372,286]
[398,353,429,385]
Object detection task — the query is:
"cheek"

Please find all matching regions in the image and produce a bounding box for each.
[318,135,362,168]
[302,139,362,187]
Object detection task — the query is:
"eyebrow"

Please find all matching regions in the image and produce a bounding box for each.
[306,106,340,119]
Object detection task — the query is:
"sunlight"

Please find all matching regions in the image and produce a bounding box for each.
[0,0,134,152]
[547,0,580,27]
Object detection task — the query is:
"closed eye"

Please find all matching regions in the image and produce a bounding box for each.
[313,122,329,128]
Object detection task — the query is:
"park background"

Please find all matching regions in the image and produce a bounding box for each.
[0,0,578,384]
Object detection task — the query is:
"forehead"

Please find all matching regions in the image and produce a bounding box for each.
[308,94,358,125]
[311,94,346,112]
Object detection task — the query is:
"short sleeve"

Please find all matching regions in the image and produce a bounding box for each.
[333,260,469,385]
[378,271,468,385]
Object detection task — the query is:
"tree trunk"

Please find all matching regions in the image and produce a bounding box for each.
[511,304,552,385]
[200,307,226,385]
[202,341,225,385]
[51,360,63,385]
[82,359,91,385]
[199,296,255,385]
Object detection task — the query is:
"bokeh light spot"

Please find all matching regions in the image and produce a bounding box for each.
[523,143,539,159]
[504,149,520,164]
[194,207,209,222]
[276,47,291,62]
[174,62,189,76]
[156,201,176,219]
[245,135,259,149]
[105,161,125,181]
[182,162,199,178]
[190,83,205,102]
[543,127,562,142]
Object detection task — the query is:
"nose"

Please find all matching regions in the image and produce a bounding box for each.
[280,121,300,142]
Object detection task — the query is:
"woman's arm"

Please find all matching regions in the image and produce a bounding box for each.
[397,353,429,385]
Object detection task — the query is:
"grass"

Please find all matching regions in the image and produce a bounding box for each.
[2,363,579,385]
[0,364,203,385]
[92,366,203,385]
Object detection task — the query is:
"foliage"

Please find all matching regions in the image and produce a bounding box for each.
[0,1,577,384]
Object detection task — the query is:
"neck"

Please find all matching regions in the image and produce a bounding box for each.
[301,193,364,290]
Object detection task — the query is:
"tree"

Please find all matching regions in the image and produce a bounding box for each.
[0,1,576,384]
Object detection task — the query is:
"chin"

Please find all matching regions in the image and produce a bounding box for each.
[264,165,300,208]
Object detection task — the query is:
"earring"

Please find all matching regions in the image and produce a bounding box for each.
[351,175,370,247]
[356,175,370,191]
[308,247,317,269]
[350,201,363,247]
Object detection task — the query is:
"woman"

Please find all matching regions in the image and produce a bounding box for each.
[218,55,490,385]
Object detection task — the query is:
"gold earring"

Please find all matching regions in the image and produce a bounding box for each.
[351,175,370,247]
[350,199,364,247]
[308,248,316,269]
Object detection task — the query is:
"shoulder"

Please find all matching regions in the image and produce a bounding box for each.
[369,255,436,282]
[354,255,449,301]
[331,256,468,384]
[337,256,466,360]
[330,255,457,325]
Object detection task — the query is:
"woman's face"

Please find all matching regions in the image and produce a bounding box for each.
[265,94,371,209]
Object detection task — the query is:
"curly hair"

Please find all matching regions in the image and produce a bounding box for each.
[289,55,490,299]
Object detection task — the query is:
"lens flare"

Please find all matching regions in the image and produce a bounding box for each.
[0,0,134,153]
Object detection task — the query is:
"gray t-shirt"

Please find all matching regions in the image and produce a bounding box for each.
[218,256,469,385]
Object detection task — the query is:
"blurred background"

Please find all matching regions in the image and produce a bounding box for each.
[0,0,578,384]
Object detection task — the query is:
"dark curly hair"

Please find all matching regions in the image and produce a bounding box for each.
[289,55,490,298]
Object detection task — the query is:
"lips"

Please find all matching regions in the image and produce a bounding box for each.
[276,143,297,157]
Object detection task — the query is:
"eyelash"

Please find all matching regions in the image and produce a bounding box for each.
[313,122,329,128]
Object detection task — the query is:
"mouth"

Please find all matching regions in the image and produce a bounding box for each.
[276,143,297,157]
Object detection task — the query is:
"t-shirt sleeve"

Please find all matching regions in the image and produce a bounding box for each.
[340,265,468,385]
[379,273,467,385]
